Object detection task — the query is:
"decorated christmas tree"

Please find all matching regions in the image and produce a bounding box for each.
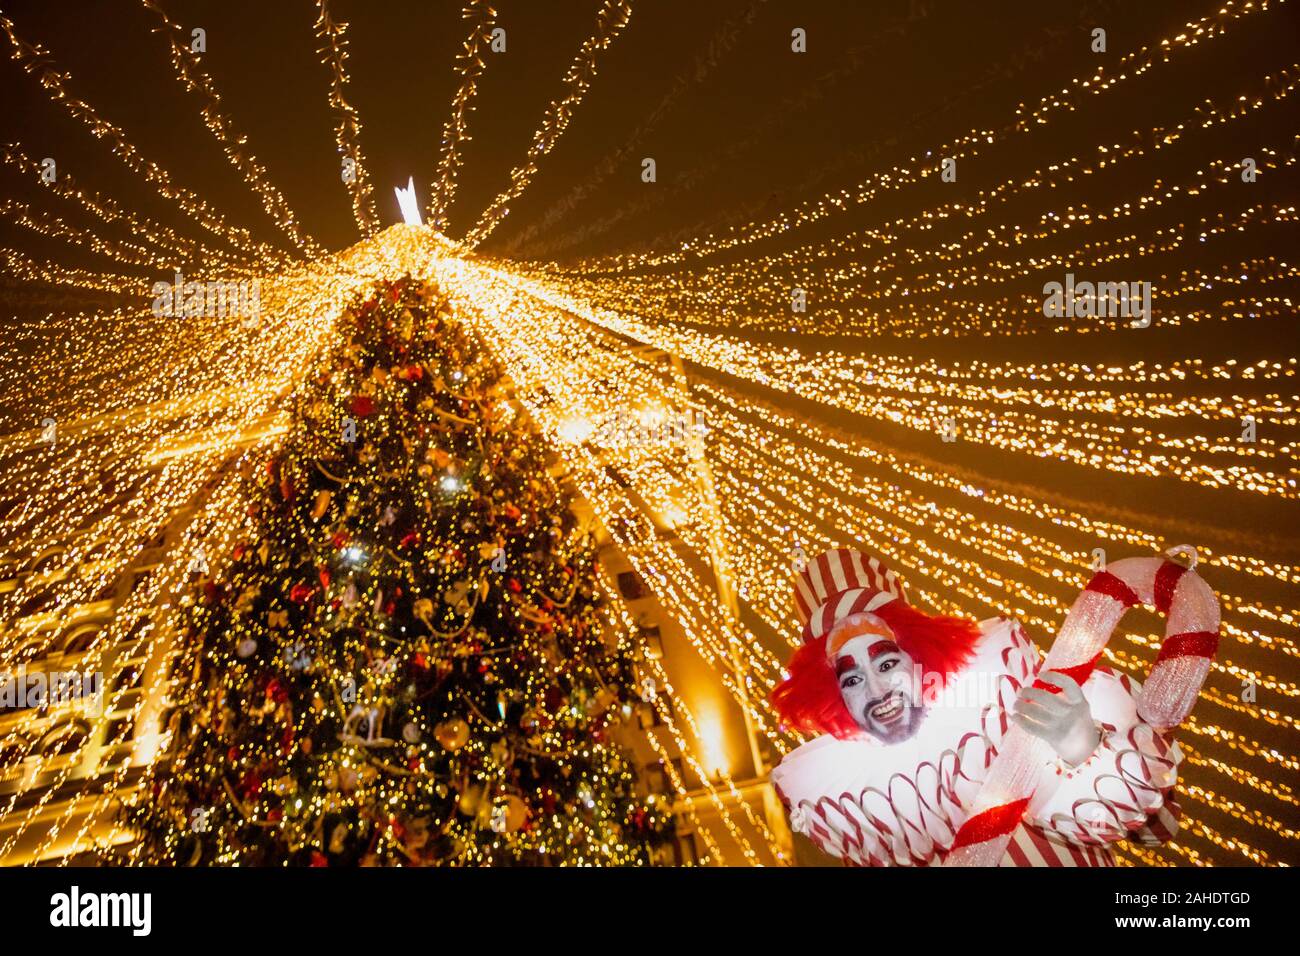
[124,277,673,866]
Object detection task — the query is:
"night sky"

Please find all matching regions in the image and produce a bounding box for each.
[4,0,1293,263]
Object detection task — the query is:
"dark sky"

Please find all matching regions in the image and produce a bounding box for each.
[5,0,1293,267]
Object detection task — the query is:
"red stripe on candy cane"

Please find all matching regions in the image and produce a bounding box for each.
[1032,653,1102,693]
[1002,831,1033,867]
[1154,630,1219,663]
[1153,561,1186,614]
[948,797,1033,850]
[1084,570,1141,607]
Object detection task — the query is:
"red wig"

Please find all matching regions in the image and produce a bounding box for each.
[771,601,982,739]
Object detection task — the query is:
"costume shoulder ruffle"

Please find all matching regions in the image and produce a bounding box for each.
[771,618,1179,865]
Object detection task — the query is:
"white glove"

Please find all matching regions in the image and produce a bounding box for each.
[1011,670,1101,767]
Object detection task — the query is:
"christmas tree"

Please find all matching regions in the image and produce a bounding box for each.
[124,277,673,866]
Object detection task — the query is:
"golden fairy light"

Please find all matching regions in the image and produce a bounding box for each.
[0,14,294,270]
[140,0,323,258]
[426,0,498,231]
[462,0,634,248]
[314,0,382,237]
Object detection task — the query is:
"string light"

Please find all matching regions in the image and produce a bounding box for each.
[496,0,765,259]
[552,0,1285,274]
[0,13,293,269]
[0,246,150,296]
[426,0,497,232]
[140,0,322,258]
[0,143,254,273]
[462,0,634,248]
[314,0,381,237]
[0,197,177,270]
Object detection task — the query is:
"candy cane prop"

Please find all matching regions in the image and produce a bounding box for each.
[943,546,1220,867]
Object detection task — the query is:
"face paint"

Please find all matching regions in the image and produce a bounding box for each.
[833,633,925,743]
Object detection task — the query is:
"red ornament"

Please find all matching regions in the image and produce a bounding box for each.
[266,677,287,702]
[310,851,328,867]
[331,531,349,549]
[290,583,315,604]
[400,530,420,549]
[350,395,376,417]
[507,578,522,594]
[319,567,332,590]
[239,770,262,799]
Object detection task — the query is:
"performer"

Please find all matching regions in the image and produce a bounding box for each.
[770,548,1182,866]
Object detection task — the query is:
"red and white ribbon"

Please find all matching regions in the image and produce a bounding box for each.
[942,546,1220,866]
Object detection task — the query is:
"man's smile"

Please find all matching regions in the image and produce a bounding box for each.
[867,691,907,726]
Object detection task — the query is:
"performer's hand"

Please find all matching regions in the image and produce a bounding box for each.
[1012,671,1101,767]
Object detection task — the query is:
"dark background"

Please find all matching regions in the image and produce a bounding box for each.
[3,0,1293,263]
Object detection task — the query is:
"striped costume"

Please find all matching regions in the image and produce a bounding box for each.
[772,549,1181,866]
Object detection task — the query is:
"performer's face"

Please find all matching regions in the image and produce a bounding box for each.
[833,633,924,743]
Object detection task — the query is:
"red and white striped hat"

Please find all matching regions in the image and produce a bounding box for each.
[795,548,908,643]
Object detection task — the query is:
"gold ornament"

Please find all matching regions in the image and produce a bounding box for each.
[435,718,470,751]
[412,598,434,625]
[501,794,527,832]
[457,783,483,816]
[311,489,333,521]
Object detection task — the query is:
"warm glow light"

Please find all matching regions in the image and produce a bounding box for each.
[395,176,423,226]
